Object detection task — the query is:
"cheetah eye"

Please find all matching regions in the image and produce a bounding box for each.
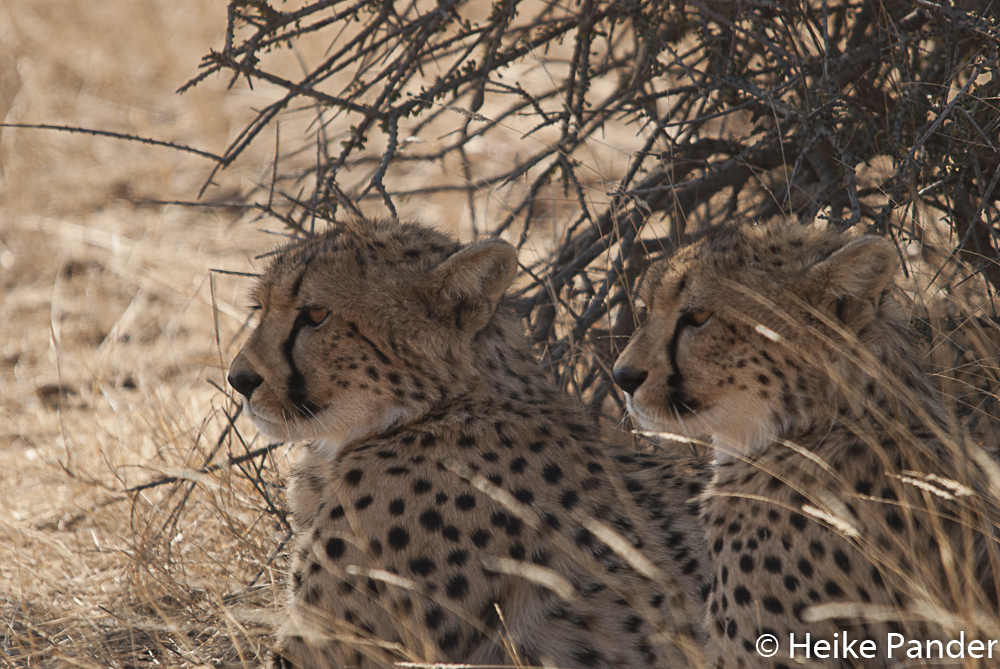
[305,306,329,326]
[681,310,712,327]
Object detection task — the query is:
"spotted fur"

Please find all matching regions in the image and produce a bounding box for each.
[228,219,713,668]
[613,220,995,668]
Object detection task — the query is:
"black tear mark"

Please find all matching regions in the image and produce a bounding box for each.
[664,312,700,414]
[283,309,322,416]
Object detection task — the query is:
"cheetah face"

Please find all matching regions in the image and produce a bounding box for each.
[612,220,899,460]
[612,265,792,459]
[228,219,517,455]
[228,296,411,449]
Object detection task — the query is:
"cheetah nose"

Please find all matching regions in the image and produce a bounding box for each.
[228,369,264,399]
[612,366,648,395]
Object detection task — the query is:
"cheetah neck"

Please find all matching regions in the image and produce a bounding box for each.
[818,314,949,443]
[312,406,413,461]
[467,305,549,398]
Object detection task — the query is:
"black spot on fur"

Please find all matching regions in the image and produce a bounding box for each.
[572,648,604,667]
[763,597,784,614]
[420,509,443,531]
[388,527,410,550]
[325,537,346,560]
[425,606,444,631]
[833,549,851,574]
[446,575,468,599]
[388,499,405,516]
[513,488,534,504]
[409,557,436,576]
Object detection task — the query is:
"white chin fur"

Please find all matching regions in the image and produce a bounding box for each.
[625,395,775,463]
[625,394,700,441]
[246,400,410,460]
[242,402,287,439]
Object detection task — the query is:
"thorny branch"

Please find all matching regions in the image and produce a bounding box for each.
[172,0,1000,417]
[169,0,1000,480]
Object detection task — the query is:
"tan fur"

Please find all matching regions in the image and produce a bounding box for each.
[228,219,714,669]
[613,220,994,668]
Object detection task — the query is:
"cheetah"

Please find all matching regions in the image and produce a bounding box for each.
[227,218,714,669]
[612,219,997,668]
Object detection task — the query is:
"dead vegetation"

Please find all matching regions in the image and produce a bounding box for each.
[1,0,999,667]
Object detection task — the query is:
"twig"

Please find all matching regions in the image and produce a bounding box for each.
[126,441,284,493]
[0,123,224,161]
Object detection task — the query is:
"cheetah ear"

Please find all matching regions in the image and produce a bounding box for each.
[805,236,897,323]
[807,236,897,300]
[424,238,518,331]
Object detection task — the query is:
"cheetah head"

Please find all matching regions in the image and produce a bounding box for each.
[228,219,517,454]
[612,219,900,461]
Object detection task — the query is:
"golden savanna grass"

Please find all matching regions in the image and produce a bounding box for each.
[2,1,999,668]
[0,2,284,665]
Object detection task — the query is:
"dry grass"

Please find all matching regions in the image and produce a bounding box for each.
[2,1,999,668]
[0,1,294,665]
